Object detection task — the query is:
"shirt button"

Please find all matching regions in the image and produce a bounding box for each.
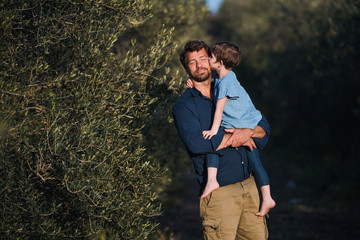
[236,147,238,150]
[241,161,244,164]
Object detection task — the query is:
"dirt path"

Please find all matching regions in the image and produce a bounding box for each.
[157,170,202,240]
[157,154,360,239]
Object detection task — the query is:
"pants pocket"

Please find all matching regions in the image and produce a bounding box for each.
[263,216,268,239]
[202,218,221,240]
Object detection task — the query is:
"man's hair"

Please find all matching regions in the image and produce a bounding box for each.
[211,42,242,69]
[179,40,211,72]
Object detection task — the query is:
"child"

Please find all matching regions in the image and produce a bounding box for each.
[186,42,275,217]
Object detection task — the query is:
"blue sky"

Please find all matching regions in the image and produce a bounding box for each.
[205,0,224,14]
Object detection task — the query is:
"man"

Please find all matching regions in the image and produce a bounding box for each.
[172,40,270,239]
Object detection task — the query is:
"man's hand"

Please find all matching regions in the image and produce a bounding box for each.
[243,138,257,151]
[216,126,266,151]
[224,128,254,148]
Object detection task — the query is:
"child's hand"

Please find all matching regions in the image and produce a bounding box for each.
[202,130,217,139]
[186,78,193,88]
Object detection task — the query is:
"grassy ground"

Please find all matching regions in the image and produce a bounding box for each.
[155,170,202,240]
[156,153,360,239]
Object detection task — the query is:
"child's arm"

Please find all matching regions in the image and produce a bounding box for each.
[203,97,227,139]
[186,78,193,88]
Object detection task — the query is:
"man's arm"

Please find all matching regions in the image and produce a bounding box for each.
[172,102,225,154]
[216,133,231,151]
[222,114,270,149]
[253,114,270,149]
[252,125,266,138]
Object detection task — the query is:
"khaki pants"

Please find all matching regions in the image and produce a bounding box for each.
[200,176,268,240]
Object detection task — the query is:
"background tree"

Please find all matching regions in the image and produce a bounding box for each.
[116,0,211,183]
[0,0,205,238]
[6,0,359,238]
[210,0,360,237]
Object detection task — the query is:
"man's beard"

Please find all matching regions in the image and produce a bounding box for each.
[190,68,211,82]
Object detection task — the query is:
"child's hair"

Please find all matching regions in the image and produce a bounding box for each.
[211,42,242,69]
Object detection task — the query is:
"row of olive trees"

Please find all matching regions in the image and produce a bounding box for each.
[213,0,360,202]
[0,0,210,238]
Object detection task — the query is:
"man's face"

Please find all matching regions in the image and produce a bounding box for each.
[186,48,211,82]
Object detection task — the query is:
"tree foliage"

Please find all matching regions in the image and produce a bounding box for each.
[0,0,203,238]
[214,0,360,202]
[122,0,211,181]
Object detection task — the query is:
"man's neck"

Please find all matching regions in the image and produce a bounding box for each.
[192,79,212,99]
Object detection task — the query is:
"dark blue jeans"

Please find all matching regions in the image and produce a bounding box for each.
[206,148,269,187]
[206,153,220,168]
[246,148,269,187]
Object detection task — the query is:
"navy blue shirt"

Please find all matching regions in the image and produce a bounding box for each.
[172,87,270,194]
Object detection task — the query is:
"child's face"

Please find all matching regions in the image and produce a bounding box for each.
[209,53,221,70]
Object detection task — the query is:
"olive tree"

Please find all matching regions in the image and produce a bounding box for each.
[0,0,177,238]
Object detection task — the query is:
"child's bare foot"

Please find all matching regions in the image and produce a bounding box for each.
[255,198,276,218]
[200,181,219,199]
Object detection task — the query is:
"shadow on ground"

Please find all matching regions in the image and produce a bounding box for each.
[157,154,360,239]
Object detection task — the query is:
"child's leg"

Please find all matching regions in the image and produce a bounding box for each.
[257,185,275,217]
[247,149,276,217]
[200,154,220,199]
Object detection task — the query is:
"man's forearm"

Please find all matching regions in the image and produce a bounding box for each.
[221,125,266,149]
[252,126,266,139]
[218,115,269,150]
[253,115,270,149]
[216,133,231,151]
[217,126,265,151]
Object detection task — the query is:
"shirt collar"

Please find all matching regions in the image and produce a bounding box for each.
[189,87,212,101]
[189,87,201,97]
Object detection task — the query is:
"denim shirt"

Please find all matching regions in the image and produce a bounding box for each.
[214,71,262,129]
[172,87,270,194]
